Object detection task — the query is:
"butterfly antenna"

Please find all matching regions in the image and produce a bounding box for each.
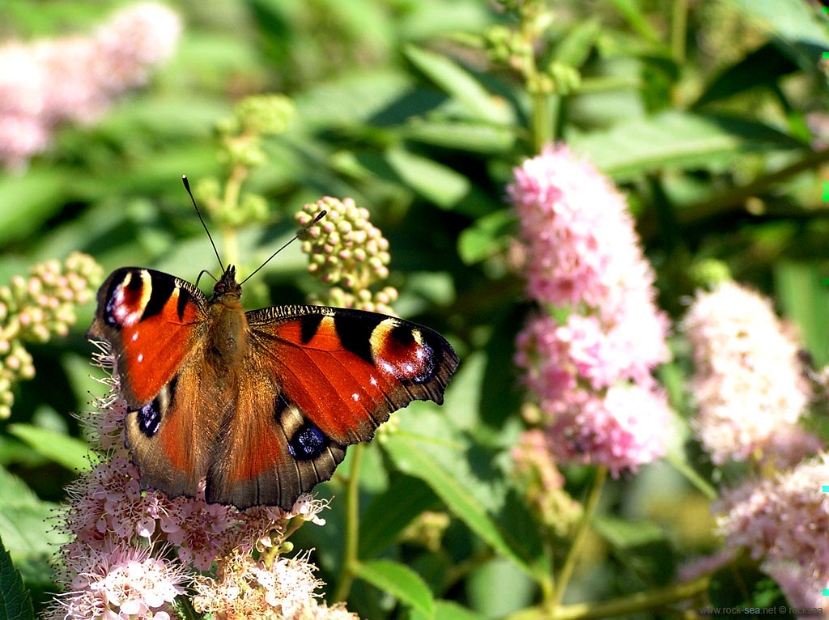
[182,175,224,273]
[240,210,327,285]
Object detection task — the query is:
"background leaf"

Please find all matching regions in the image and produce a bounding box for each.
[0,535,34,620]
[353,559,435,618]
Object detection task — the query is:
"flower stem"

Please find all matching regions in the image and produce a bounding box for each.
[220,161,248,266]
[550,466,607,608]
[332,442,365,603]
[506,574,711,620]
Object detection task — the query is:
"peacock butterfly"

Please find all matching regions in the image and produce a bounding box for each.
[87,209,458,510]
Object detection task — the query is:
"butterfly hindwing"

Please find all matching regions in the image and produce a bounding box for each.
[122,362,219,498]
[204,368,347,508]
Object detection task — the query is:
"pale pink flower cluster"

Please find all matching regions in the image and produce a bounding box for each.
[684,282,812,464]
[510,145,672,474]
[715,454,829,602]
[46,344,348,620]
[193,550,358,619]
[0,2,181,169]
[52,544,186,620]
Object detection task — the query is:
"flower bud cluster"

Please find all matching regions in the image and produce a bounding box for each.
[195,95,294,230]
[0,252,102,418]
[484,1,580,96]
[295,197,398,314]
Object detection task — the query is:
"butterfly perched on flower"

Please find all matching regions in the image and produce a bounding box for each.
[88,188,458,510]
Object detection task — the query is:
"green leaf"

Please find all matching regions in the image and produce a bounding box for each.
[694,43,799,108]
[412,600,486,620]
[573,111,806,180]
[467,557,536,618]
[0,535,34,620]
[294,69,413,129]
[592,515,666,549]
[401,120,516,155]
[353,559,435,618]
[383,433,536,580]
[728,0,829,67]
[0,466,65,591]
[8,424,94,472]
[775,261,829,367]
[605,0,663,47]
[0,170,66,246]
[457,210,516,265]
[359,475,439,559]
[403,45,511,123]
[553,18,601,67]
[384,146,470,209]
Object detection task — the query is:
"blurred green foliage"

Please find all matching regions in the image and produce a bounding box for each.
[1,0,828,618]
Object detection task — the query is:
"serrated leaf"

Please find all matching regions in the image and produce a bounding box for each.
[573,111,806,180]
[0,535,34,620]
[354,559,435,618]
[8,424,94,472]
[403,45,510,123]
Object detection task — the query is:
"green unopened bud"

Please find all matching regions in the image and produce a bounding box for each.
[234,94,295,136]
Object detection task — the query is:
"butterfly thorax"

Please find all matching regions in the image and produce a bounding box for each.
[206,265,248,368]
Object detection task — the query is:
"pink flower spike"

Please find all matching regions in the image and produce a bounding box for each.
[684,282,810,464]
[510,145,672,473]
[715,454,829,598]
[0,2,181,169]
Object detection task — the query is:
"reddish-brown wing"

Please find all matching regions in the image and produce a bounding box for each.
[204,305,459,509]
[87,268,207,406]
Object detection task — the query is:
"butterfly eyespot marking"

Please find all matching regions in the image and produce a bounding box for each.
[133,378,176,438]
[371,321,437,384]
[136,399,162,437]
[288,422,329,460]
[105,270,153,327]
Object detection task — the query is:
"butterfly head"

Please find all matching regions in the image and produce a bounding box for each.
[212,265,242,301]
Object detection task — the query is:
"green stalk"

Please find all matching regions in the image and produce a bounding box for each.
[671,0,688,65]
[550,466,607,609]
[506,574,711,620]
[332,443,365,603]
